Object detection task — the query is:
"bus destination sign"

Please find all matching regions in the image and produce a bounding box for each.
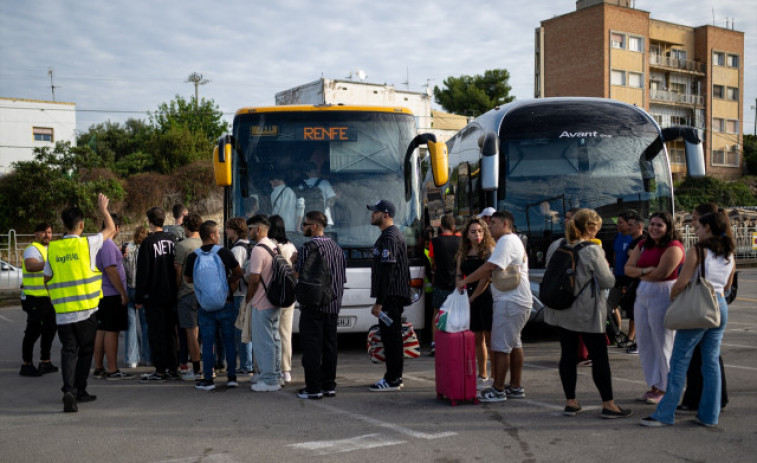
[251,125,278,137]
[296,125,357,142]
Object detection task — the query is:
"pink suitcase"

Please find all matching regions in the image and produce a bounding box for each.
[434,330,479,406]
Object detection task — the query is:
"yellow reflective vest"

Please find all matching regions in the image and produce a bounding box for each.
[46,236,102,314]
[22,242,49,297]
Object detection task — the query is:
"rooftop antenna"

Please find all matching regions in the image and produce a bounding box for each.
[401,66,409,90]
[48,68,58,102]
[355,69,367,81]
[185,72,210,107]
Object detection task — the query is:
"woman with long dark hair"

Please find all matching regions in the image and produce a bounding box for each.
[455,217,496,389]
[625,211,684,405]
[268,215,298,384]
[641,209,735,427]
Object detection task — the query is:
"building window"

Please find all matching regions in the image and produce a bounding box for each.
[669,148,685,165]
[628,36,643,52]
[726,54,739,68]
[726,87,739,101]
[712,149,740,167]
[670,116,688,126]
[670,49,687,61]
[712,85,724,99]
[32,127,53,142]
[628,72,643,88]
[611,70,626,86]
[727,120,739,134]
[611,32,625,49]
[713,51,725,66]
[713,118,724,132]
[670,82,686,94]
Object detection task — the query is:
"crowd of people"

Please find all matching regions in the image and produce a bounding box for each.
[18,193,736,427]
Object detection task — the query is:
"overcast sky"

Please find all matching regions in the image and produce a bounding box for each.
[1,0,754,134]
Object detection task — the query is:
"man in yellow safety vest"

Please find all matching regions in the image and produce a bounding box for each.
[44,193,116,413]
[20,222,57,377]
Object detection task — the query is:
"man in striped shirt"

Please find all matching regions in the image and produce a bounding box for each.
[295,211,346,400]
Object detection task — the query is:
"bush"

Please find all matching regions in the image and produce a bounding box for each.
[674,176,757,211]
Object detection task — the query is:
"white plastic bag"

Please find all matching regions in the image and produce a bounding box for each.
[436,290,470,333]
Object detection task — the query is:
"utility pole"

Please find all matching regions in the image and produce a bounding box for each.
[48,68,57,102]
[752,98,756,135]
[185,72,209,107]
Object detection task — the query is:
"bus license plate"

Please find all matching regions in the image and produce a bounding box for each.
[337,316,355,328]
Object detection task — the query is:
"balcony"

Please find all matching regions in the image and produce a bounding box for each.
[649,54,704,74]
[649,89,704,106]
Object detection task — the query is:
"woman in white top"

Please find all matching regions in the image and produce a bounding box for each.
[268,215,298,384]
[641,209,735,428]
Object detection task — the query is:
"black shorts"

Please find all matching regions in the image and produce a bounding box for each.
[97,295,128,332]
[469,292,493,332]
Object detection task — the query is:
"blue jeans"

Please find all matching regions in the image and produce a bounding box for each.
[233,296,253,372]
[124,287,151,365]
[199,302,237,381]
[251,306,281,386]
[652,295,728,425]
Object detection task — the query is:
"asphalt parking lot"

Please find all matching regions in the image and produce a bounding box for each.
[1,269,756,463]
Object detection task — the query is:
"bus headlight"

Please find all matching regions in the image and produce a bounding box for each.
[410,278,424,303]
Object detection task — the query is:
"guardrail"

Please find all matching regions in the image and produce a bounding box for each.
[679,224,757,260]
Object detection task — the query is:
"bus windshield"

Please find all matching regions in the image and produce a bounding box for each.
[495,102,673,268]
[231,110,422,257]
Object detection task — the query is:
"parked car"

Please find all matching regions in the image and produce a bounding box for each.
[0,259,23,290]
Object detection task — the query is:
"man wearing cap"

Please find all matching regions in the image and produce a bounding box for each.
[367,200,410,391]
[478,207,496,227]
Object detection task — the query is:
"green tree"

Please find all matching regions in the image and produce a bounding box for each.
[145,124,212,174]
[149,95,229,142]
[77,118,154,174]
[743,134,757,174]
[0,142,124,232]
[674,176,757,211]
[433,69,515,117]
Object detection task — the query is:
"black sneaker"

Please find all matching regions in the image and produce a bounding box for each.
[323,390,336,398]
[195,379,216,391]
[602,407,633,419]
[19,364,41,377]
[139,371,167,383]
[227,376,239,388]
[63,392,78,413]
[106,370,135,380]
[368,378,403,392]
[563,405,583,416]
[76,391,97,403]
[37,362,59,375]
[297,388,323,400]
[92,368,107,379]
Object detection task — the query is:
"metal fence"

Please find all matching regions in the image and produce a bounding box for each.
[679,224,757,259]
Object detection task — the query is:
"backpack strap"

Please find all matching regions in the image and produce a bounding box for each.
[272,188,286,209]
[254,243,278,293]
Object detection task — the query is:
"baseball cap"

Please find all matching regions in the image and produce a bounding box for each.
[477,207,496,218]
[367,200,396,218]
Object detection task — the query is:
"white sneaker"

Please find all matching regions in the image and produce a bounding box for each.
[476,377,493,391]
[127,362,138,369]
[251,381,281,392]
[181,371,200,381]
[281,371,292,383]
[250,373,260,384]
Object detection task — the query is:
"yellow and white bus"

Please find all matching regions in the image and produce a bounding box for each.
[213,104,447,334]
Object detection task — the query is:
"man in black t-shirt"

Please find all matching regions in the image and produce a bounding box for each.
[428,214,460,356]
[367,200,410,392]
[184,220,242,391]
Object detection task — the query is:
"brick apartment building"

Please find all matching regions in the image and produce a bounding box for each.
[535,0,745,178]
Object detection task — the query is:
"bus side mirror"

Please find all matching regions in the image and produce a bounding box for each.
[428,140,449,187]
[479,131,499,192]
[214,135,234,186]
[405,134,449,197]
[661,127,705,178]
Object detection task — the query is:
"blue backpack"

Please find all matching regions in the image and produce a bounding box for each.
[193,245,228,311]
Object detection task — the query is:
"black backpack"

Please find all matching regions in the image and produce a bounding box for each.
[256,243,297,307]
[540,240,595,310]
[299,179,325,214]
[295,241,334,307]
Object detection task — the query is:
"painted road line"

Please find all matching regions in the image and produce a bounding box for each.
[157,454,239,463]
[0,314,16,323]
[289,433,406,455]
[721,342,757,350]
[306,399,457,440]
[724,364,757,372]
[735,297,757,303]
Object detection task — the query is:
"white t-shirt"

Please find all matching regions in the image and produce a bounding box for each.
[271,184,299,232]
[44,233,104,325]
[701,249,735,294]
[487,233,532,306]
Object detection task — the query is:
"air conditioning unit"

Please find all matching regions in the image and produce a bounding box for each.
[731,144,740,151]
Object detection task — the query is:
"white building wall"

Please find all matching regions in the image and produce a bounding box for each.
[275,78,434,131]
[0,98,77,174]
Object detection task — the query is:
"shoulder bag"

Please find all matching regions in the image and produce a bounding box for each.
[664,246,720,330]
[491,254,525,292]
